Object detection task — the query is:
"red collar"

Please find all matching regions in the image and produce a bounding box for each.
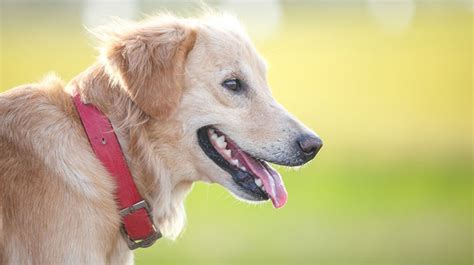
[72,92,161,250]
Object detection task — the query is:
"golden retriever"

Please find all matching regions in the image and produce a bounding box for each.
[0,13,322,264]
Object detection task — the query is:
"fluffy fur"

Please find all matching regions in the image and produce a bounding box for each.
[0,13,317,264]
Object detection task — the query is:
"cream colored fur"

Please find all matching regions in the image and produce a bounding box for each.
[0,13,316,264]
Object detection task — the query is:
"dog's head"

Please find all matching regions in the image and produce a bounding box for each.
[101,14,322,209]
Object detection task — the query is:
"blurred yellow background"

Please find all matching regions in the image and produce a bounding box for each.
[1,1,472,265]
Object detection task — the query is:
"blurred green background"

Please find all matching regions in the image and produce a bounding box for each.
[1,1,472,265]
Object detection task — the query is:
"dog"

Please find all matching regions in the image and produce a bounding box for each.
[0,13,322,264]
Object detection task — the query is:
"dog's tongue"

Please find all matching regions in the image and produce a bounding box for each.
[234,150,288,208]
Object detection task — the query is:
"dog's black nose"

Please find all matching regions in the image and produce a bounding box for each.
[297,134,323,161]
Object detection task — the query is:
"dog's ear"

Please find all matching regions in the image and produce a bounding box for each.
[102,20,197,118]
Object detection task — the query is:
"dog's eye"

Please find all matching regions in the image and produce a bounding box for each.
[222,78,242,92]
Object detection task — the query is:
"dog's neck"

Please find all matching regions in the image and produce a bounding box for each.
[67,63,191,239]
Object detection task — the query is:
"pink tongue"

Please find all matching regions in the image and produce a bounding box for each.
[233,150,288,208]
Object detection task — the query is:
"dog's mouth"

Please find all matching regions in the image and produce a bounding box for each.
[197,126,288,208]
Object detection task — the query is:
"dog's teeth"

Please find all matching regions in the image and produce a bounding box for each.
[211,133,218,141]
[209,128,215,134]
[230,159,239,166]
[216,136,227,148]
[240,166,246,172]
[224,149,231,158]
[255,178,262,187]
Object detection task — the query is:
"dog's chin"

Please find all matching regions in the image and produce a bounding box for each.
[220,177,270,203]
[197,125,288,209]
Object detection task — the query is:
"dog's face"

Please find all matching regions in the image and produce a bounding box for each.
[172,18,322,208]
[104,15,322,208]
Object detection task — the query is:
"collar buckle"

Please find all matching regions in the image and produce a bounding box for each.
[119,200,162,250]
